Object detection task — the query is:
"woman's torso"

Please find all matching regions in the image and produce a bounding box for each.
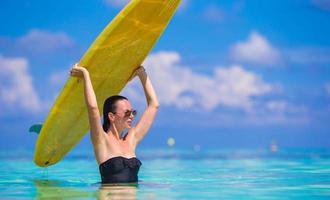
[94,131,137,164]
[93,131,142,183]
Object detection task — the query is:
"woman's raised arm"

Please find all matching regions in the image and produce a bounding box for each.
[70,64,104,143]
[131,66,160,144]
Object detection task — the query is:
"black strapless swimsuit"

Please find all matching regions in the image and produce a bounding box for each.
[99,156,142,184]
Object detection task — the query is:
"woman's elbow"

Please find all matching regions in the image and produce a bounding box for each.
[88,105,99,113]
[150,102,160,109]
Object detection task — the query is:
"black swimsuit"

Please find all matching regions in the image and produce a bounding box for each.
[99,156,142,184]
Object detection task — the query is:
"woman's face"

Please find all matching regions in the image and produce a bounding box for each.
[112,99,136,130]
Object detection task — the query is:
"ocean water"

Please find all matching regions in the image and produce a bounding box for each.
[0,148,329,199]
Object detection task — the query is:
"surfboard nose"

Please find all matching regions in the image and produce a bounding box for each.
[34,155,60,167]
[34,155,52,167]
[34,148,58,167]
[34,157,50,167]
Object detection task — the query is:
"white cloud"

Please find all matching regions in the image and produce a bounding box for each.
[265,100,308,114]
[213,66,273,110]
[253,100,309,125]
[230,31,282,65]
[0,55,42,113]
[16,29,74,54]
[124,51,274,111]
[123,51,312,126]
[203,5,225,22]
[0,29,75,57]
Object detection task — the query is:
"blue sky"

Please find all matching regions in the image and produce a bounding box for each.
[0,0,330,151]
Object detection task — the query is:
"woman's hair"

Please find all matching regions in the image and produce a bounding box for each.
[102,95,128,132]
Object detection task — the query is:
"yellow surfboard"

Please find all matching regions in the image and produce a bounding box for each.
[34,0,181,167]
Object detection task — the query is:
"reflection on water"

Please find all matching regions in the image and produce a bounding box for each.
[33,179,138,200]
[99,183,138,200]
[34,180,96,199]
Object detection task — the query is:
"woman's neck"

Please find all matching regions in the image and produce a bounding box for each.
[109,125,124,140]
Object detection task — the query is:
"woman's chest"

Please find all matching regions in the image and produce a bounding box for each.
[105,136,135,155]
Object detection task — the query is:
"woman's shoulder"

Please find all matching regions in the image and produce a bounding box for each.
[125,128,138,142]
[91,130,108,144]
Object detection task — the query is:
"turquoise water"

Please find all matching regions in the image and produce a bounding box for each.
[0,148,329,199]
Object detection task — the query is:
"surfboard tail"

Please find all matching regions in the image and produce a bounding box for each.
[29,124,43,134]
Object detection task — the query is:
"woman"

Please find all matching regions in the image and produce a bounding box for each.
[70,63,159,184]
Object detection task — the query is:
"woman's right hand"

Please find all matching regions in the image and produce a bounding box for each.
[69,63,88,78]
[135,66,146,77]
[128,66,146,81]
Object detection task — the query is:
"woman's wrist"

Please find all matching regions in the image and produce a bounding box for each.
[137,69,147,78]
[82,68,89,77]
[138,72,147,82]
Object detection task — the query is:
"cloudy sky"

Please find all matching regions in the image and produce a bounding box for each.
[1,0,330,150]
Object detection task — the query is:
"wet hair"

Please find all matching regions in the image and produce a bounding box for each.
[102,95,128,132]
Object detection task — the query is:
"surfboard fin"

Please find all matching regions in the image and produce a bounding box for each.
[29,124,43,134]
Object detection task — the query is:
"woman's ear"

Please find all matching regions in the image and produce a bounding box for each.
[108,112,115,122]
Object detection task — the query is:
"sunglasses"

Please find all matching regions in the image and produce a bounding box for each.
[113,109,137,117]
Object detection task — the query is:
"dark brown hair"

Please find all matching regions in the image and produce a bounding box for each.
[102,95,128,132]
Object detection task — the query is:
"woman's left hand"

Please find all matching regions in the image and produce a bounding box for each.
[128,65,144,81]
[69,63,88,78]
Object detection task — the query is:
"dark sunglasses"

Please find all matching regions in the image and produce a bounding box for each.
[124,109,137,117]
[113,109,137,117]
